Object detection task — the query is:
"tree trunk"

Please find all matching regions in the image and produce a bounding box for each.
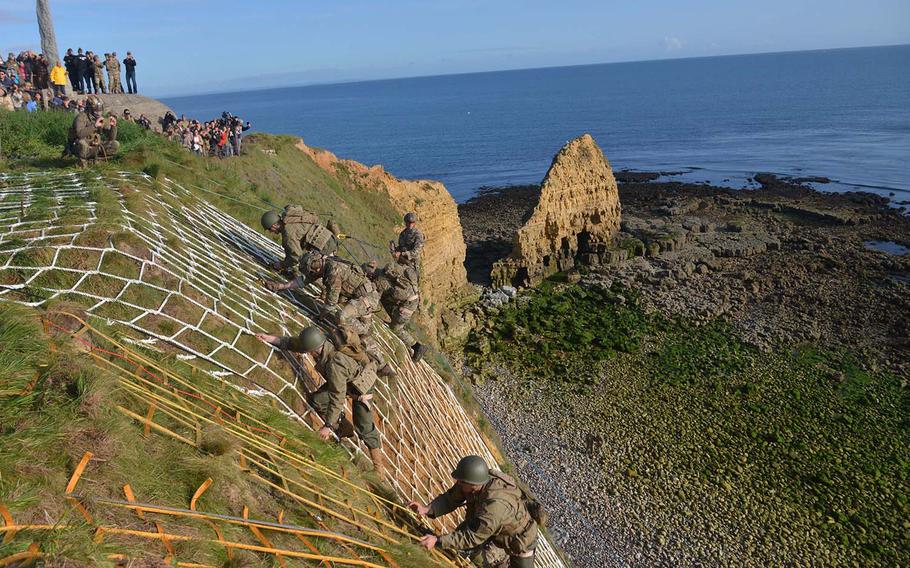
[36,0,61,67]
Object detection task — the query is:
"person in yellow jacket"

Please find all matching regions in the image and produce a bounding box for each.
[50,61,68,97]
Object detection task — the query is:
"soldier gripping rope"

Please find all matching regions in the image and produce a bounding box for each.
[255,326,386,473]
[365,260,427,362]
[409,456,543,568]
[264,251,396,378]
[261,206,340,276]
[64,96,120,167]
[390,212,425,272]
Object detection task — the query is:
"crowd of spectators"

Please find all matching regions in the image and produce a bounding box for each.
[2,47,250,158]
[160,111,252,158]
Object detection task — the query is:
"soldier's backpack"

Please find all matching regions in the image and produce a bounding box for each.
[282,205,320,227]
[302,223,336,253]
[517,481,549,527]
[329,326,370,366]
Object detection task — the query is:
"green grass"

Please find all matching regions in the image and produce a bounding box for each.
[467,282,650,383]
[467,282,910,565]
[0,305,438,567]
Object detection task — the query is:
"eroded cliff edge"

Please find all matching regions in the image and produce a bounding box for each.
[294,140,469,339]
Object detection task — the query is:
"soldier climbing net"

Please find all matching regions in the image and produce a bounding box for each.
[0,171,565,568]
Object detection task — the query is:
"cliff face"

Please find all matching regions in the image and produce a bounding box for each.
[295,141,468,337]
[492,134,621,287]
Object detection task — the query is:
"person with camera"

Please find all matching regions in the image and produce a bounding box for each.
[65,96,120,167]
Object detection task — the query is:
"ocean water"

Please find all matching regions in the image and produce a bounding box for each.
[164,45,910,204]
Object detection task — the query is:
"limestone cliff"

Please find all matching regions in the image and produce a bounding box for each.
[492,134,621,287]
[295,141,468,337]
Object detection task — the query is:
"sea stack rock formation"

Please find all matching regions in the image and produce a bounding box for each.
[491,134,621,287]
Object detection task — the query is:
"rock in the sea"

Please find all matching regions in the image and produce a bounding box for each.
[491,134,621,287]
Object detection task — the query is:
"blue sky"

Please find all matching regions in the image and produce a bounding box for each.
[2,0,908,96]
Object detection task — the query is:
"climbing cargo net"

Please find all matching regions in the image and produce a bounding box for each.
[0,171,565,568]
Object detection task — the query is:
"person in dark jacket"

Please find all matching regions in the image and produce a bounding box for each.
[63,48,80,92]
[123,52,137,94]
[82,50,96,94]
[75,48,89,94]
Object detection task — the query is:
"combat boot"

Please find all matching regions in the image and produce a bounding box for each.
[411,343,428,363]
[369,448,385,475]
[377,363,397,378]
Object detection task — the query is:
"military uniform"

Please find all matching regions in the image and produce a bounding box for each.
[370,262,420,347]
[276,333,381,450]
[394,226,425,271]
[298,256,386,369]
[279,205,338,274]
[429,470,538,568]
[105,56,122,94]
[67,111,120,167]
[93,58,107,94]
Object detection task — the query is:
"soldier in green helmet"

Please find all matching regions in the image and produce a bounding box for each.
[64,96,120,167]
[256,325,385,472]
[364,259,427,362]
[409,455,540,567]
[261,206,340,276]
[264,251,395,378]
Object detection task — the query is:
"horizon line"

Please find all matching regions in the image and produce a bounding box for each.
[157,42,909,100]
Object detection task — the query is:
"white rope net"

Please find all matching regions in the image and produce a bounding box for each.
[0,171,565,568]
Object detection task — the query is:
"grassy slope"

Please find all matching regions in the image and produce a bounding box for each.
[0,304,435,566]
[0,111,436,566]
[467,282,909,565]
[0,110,401,259]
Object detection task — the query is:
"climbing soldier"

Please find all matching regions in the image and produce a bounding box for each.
[409,455,542,568]
[390,212,424,272]
[264,251,396,378]
[255,326,385,473]
[261,206,340,276]
[365,260,427,362]
[64,96,120,167]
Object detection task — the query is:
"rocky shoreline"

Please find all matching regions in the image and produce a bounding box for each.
[460,172,910,371]
[456,173,910,567]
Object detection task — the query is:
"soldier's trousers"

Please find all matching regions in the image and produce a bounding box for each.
[340,293,386,367]
[308,387,381,449]
[382,296,418,346]
[95,72,107,94]
[83,71,96,94]
[468,544,535,568]
[75,139,120,165]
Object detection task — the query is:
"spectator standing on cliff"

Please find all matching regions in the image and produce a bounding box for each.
[75,48,88,94]
[4,53,18,83]
[82,50,96,94]
[123,52,137,93]
[93,55,106,94]
[64,48,79,92]
[105,53,122,94]
[50,60,67,96]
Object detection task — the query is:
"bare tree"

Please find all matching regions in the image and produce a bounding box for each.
[36,0,62,66]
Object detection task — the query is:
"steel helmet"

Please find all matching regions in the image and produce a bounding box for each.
[451,455,490,485]
[84,95,103,115]
[260,210,281,230]
[404,212,417,224]
[297,326,326,352]
[300,251,325,275]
